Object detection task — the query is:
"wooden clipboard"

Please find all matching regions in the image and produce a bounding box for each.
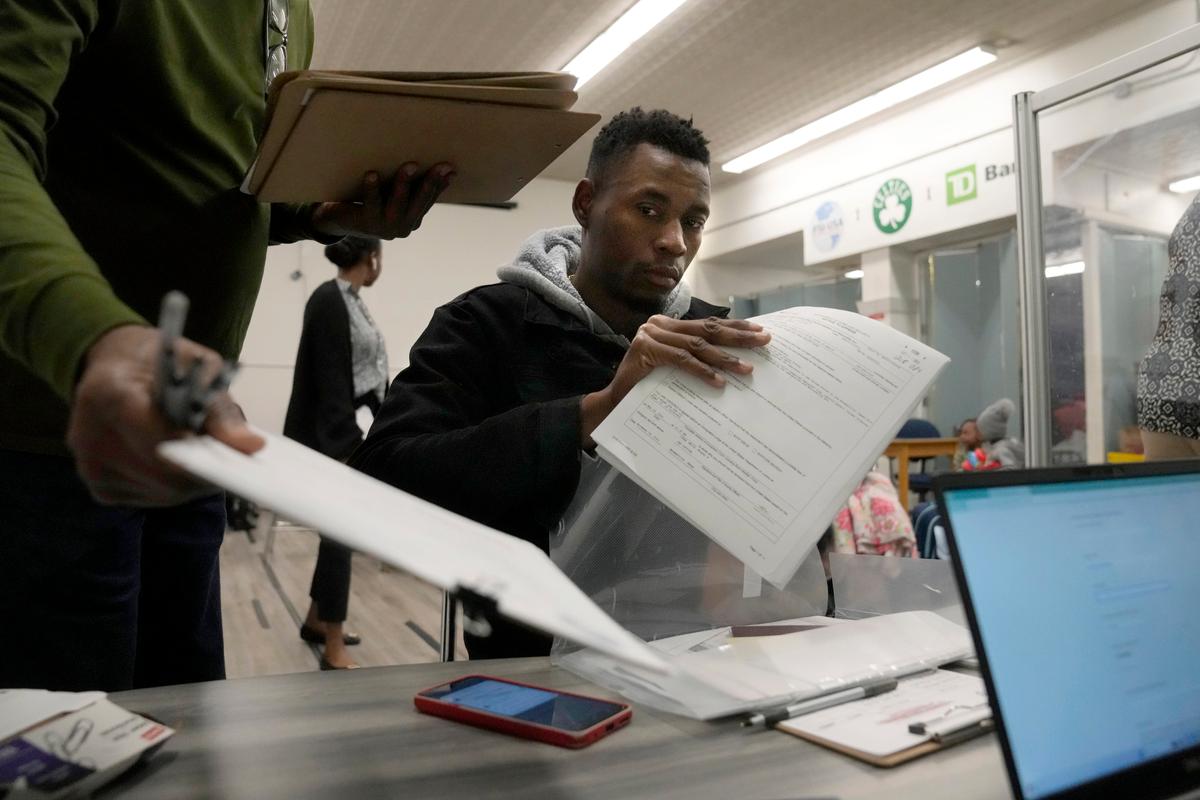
[777,716,994,767]
[245,70,598,204]
[773,669,993,767]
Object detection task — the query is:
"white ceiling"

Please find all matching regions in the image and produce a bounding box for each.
[311,0,1175,186]
[1055,105,1200,187]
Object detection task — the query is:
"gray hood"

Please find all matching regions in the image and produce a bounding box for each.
[496,225,693,347]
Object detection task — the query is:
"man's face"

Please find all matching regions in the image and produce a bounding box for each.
[575,143,711,314]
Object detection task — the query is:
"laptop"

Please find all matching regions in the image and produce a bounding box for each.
[935,461,1200,800]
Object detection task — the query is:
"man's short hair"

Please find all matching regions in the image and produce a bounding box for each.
[586,107,710,184]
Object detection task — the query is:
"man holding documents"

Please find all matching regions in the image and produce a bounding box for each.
[0,1,448,691]
[352,108,770,659]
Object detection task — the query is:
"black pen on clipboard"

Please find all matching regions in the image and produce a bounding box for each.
[155,291,238,432]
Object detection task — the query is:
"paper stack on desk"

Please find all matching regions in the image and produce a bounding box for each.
[557,611,973,720]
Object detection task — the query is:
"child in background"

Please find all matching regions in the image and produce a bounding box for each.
[963,398,1025,470]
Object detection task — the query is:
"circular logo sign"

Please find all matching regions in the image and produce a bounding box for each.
[810,201,844,253]
[872,178,912,234]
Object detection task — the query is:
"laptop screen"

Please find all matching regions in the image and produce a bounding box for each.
[943,472,1200,799]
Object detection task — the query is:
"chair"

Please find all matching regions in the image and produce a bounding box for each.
[911,501,943,559]
[895,418,942,501]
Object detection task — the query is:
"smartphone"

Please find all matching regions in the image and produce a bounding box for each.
[414,674,632,748]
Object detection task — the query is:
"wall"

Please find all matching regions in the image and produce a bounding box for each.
[235,177,578,432]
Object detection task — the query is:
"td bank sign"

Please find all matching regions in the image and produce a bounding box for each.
[945,165,977,205]
[945,161,1015,206]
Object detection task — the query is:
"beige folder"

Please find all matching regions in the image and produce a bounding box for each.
[245,70,600,205]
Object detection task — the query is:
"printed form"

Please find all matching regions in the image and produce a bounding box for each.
[593,306,948,587]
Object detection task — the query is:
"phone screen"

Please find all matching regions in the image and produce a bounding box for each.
[421,677,625,731]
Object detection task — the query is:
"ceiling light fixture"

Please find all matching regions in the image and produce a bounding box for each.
[1168,175,1200,193]
[1044,261,1085,278]
[563,0,690,89]
[722,46,997,174]
[844,269,864,280]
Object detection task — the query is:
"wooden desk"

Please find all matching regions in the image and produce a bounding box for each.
[107,658,1011,800]
[884,437,960,511]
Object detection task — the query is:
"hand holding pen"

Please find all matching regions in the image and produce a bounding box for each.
[67,292,263,506]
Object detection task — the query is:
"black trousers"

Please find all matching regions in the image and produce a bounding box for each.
[306,391,381,624]
[308,536,352,622]
[0,450,226,691]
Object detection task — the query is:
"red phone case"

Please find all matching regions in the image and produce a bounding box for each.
[414,674,632,749]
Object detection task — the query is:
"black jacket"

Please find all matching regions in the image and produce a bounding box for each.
[350,281,728,658]
[283,280,362,461]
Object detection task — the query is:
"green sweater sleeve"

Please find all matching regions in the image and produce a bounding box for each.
[0,0,146,400]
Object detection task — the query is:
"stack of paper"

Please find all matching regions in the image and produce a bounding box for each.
[243,70,601,204]
[558,611,973,720]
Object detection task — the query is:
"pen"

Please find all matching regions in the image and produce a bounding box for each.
[156,291,238,432]
[742,678,899,729]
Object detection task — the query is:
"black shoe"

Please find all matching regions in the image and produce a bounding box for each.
[301,624,362,646]
[319,656,361,671]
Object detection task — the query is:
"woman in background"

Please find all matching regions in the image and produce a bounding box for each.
[284,235,388,670]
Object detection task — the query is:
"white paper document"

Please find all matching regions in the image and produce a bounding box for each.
[159,432,668,674]
[778,669,989,758]
[558,610,972,719]
[592,306,949,588]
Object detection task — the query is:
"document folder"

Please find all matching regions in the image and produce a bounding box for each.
[243,70,601,204]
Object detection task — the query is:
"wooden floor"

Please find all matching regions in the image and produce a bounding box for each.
[220,522,466,678]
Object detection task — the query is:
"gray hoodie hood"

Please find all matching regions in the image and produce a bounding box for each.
[496,225,693,347]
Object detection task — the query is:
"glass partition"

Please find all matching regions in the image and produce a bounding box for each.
[1016,28,1200,465]
[921,233,1022,440]
[730,277,861,319]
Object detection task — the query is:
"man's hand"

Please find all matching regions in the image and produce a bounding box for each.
[311,162,454,240]
[580,316,771,446]
[66,325,264,507]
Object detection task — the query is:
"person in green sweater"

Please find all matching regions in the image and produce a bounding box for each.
[0,0,450,691]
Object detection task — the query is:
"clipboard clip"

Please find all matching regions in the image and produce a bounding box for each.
[451,586,499,638]
[908,705,992,741]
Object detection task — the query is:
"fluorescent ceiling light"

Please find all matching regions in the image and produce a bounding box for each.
[1045,261,1085,278]
[844,269,864,280]
[722,46,997,174]
[1168,175,1200,193]
[563,0,689,89]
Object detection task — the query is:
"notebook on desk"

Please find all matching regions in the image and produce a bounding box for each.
[936,460,1200,800]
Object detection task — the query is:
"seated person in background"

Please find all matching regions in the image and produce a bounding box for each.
[963,398,1025,469]
[952,417,981,471]
[351,108,771,659]
[829,472,917,557]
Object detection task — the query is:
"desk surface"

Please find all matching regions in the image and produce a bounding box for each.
[106,658,1013,800]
